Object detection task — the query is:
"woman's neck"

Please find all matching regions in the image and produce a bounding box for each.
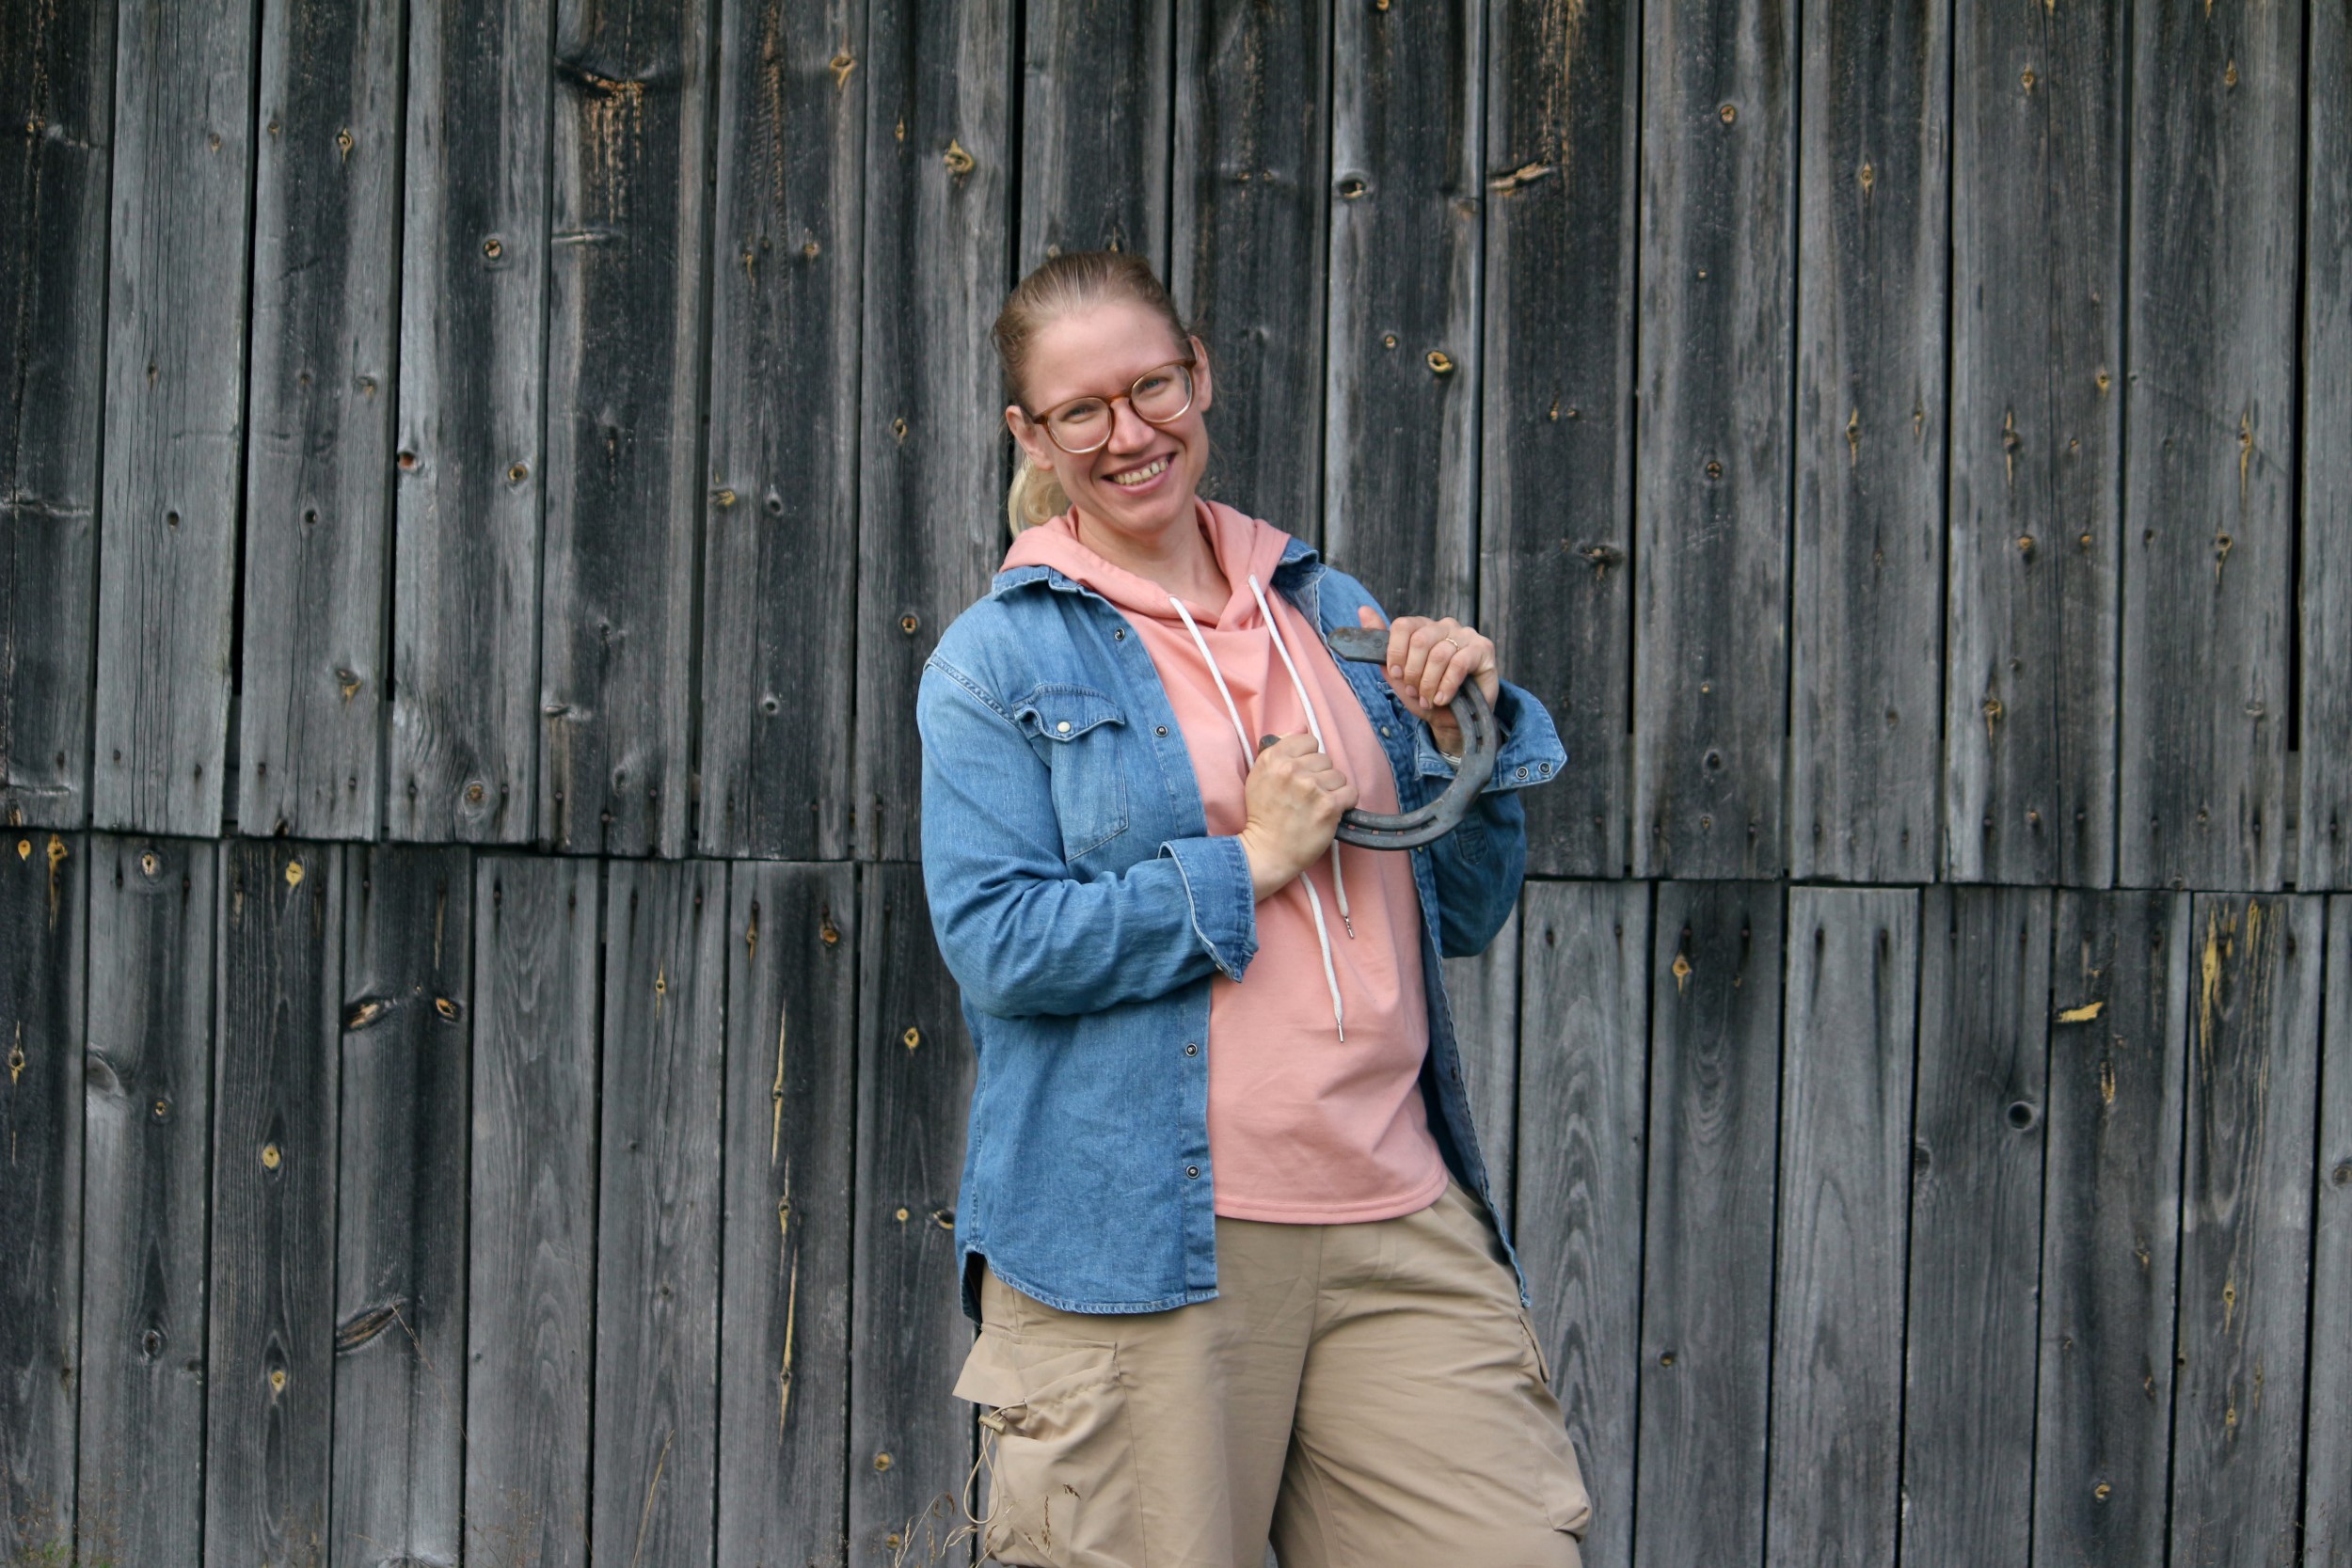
[1072,501,1230,609]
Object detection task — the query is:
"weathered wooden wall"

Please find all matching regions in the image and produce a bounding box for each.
[1,0,2345,1565]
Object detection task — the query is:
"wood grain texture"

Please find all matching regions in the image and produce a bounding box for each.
[1515,879,1646,1568]
[2034,889,2190,1568]
[697,0,865,861]
[234,0,403,840]
[0,0,111,832]
[1170,0,1328,535]
[1634,880,1783,1568]
[2308,897,2352,1567]
[1942,0,2126,887]
[205,838,342,1568]
[2116,0,2301,891]
[1019,0,1172,269]
[718,862,858,1567]
[1769,885,1917,1568]
[1789,0,1949,882]
[1480,0,1638,879]
[466,852,600,1568]
[1631,0,1795,879]
[2301,1,2352,891]
[0,829,85,1564]
[1899,885,2050,1568]
[1323,0,1483,624]
[330,845,471,1568]
[594,857,728,1568]
[389,0,554,845]
[2168,893,2321,1568]
[853,0,1013,861]
[1444,901,1519,1230]
[91,0,262,837]
[536,0,714,858]
[76,836,215,1568]
[849,863,975,1568]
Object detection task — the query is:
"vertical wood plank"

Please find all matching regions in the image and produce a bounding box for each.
[1323,0,1483,622]
[465,853,600,1568]
[1169,0,1328,533]
[853,0,1013,861]
[92,0,262,837]
[717,862,859,1566]
[329,845,471,1568]
[1942,0,2126,887]
[1788,0,1949,882]
[2308,897,2352,1565]
[2116,0,2301,891]
[697,0,865,861]
[1631,0,1797,879]
[536,0,714,858]
[1633,880,1784,1568]
[0,830,86,1564]
[1480,0,1638,878]
[77,836,215,1568]
[1445,901,1519,1230]
[1899,885,2051,1568]
[2033,889,2191,1568]
[1768,885,1917,1568]
[1515,879,1647,1568]
[1019,0,1173,269]
[205,838,342,1568]
[2168,893,2322,1568]
[594,857,727,1568]
[234,0,403,840]
[849,863,975,1567]
[2301,0,2352,891]
[389,0,554,845]
[0,0,112,831]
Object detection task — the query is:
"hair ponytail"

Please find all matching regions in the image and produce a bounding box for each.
[1006,460,1069,536]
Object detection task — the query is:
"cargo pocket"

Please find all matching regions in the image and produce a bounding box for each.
[1515,1308,1593,1538]
[1014,686,1130,862]
[953,1323,1143,1567]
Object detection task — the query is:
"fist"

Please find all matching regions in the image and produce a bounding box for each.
[1237,733,1359,898]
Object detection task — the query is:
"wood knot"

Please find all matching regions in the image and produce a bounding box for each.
[1425,350,1455,376]
[902,1026,921,1050]
[1718,103,1736,123]
[942,139,975,176]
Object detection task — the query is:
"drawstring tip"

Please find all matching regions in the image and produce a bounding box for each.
[1341,912,1357,939]
[1336,1022,1347,1043]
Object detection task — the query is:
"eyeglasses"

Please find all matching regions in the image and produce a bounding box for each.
[1023,358,1197,454]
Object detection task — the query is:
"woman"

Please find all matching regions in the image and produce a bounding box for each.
[916,251,1588,1568]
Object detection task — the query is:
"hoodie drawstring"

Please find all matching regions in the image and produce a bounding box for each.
[1245,576,1355,940]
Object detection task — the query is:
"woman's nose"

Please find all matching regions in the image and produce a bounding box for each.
[1105,396,1157,450]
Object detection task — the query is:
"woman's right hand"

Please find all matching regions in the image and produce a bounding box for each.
[1237,734,1359,899]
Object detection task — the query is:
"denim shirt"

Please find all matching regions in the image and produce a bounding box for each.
[916,533,1567,1321]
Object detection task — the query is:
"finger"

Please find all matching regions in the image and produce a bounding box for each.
[1412,620,1461,705]
[1399,618,1448,694]
[1382,614,1424,679]
[1433,642,1482,706]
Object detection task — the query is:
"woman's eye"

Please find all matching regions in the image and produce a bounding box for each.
[1136,374,1168,395]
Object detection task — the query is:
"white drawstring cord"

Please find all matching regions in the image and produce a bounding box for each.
[1247,577,1354,939]
[1169,594,1347,1041]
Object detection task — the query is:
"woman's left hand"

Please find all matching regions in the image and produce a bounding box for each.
[1357,606,1501,759]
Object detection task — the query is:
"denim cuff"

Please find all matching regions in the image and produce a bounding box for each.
[1416,677,1566,793]
[1157,835,1258,981]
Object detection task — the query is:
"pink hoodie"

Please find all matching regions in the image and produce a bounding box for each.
[1001,499,1447,1224]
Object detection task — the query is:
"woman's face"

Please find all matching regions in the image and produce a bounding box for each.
[1005,298,1215,544]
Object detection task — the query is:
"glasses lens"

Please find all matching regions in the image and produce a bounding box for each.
[1048,399,1110,452]
[1134,364,1192,422]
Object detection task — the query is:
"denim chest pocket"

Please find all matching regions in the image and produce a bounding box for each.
[1014,685,1130,861]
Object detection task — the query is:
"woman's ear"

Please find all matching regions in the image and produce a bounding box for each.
[1189,335,1214,414]
[1005,404,1055,469]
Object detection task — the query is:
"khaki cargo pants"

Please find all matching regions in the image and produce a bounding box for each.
[952,1178,1592,1568]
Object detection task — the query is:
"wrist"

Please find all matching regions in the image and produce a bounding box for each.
[1237,827,1296,901]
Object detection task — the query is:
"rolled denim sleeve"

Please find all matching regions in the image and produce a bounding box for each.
[1413,675,1567,792]
[918,657,1256,1018]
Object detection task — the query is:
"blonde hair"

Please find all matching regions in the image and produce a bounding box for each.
[993,250,1195,535]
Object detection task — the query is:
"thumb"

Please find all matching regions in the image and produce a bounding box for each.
[1357,604,1388,630]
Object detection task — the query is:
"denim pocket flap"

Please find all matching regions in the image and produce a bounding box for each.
[1015,686,1124,742]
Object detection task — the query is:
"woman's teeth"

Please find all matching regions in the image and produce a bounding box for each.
[1109,456,1168,487]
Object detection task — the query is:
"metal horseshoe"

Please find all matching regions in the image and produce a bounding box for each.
[1320,625,1498,850]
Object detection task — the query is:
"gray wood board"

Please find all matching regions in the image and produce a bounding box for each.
[2168,893,2322,1568]
[536,0,714,858]
[1788,0,1949,882]
[2116,0,2301,890]
[1941,0,2126,886]
[329,844,471,1568]
[852,0,1013,861]
[77,836,215,1568]
[91,0,263,837]
[2302,0,2352,890]
[1633,880,1784,1568]
[849,863,976,1567]
[1019,0,1173,269]
[1444,901,1519,1230]
[1899,885,2051,1568]
[2034,889,2191,1568]
[1323,0,1483,625]
[233,0,402,840]
[0,830,86,1564]
[1630,0,1795,879]
[204,838,342,1568]
[1515,879,1647,1568]
[2308,896,2352,1566]
[717,862,860,1565]
[389,0,553,845]
[1480,0,1638,879]
[696,0,866,861]
[465,852,601,1568]
[593,857,729,1568]
[0,0,111,831]
[1170,0,1330,538]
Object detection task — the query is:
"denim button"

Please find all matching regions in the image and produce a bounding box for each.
[1156,725,1168,736]
[1184,1041,1199,1056]
[1516,766,1527,779]
[1115,627,1127,641]
[1381,725,1392,737]
[1185,1164,1200,1179]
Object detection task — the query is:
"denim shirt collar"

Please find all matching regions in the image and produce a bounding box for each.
[990,534,1326,606]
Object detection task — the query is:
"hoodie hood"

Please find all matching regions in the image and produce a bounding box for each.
[1001,497,1296,632]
